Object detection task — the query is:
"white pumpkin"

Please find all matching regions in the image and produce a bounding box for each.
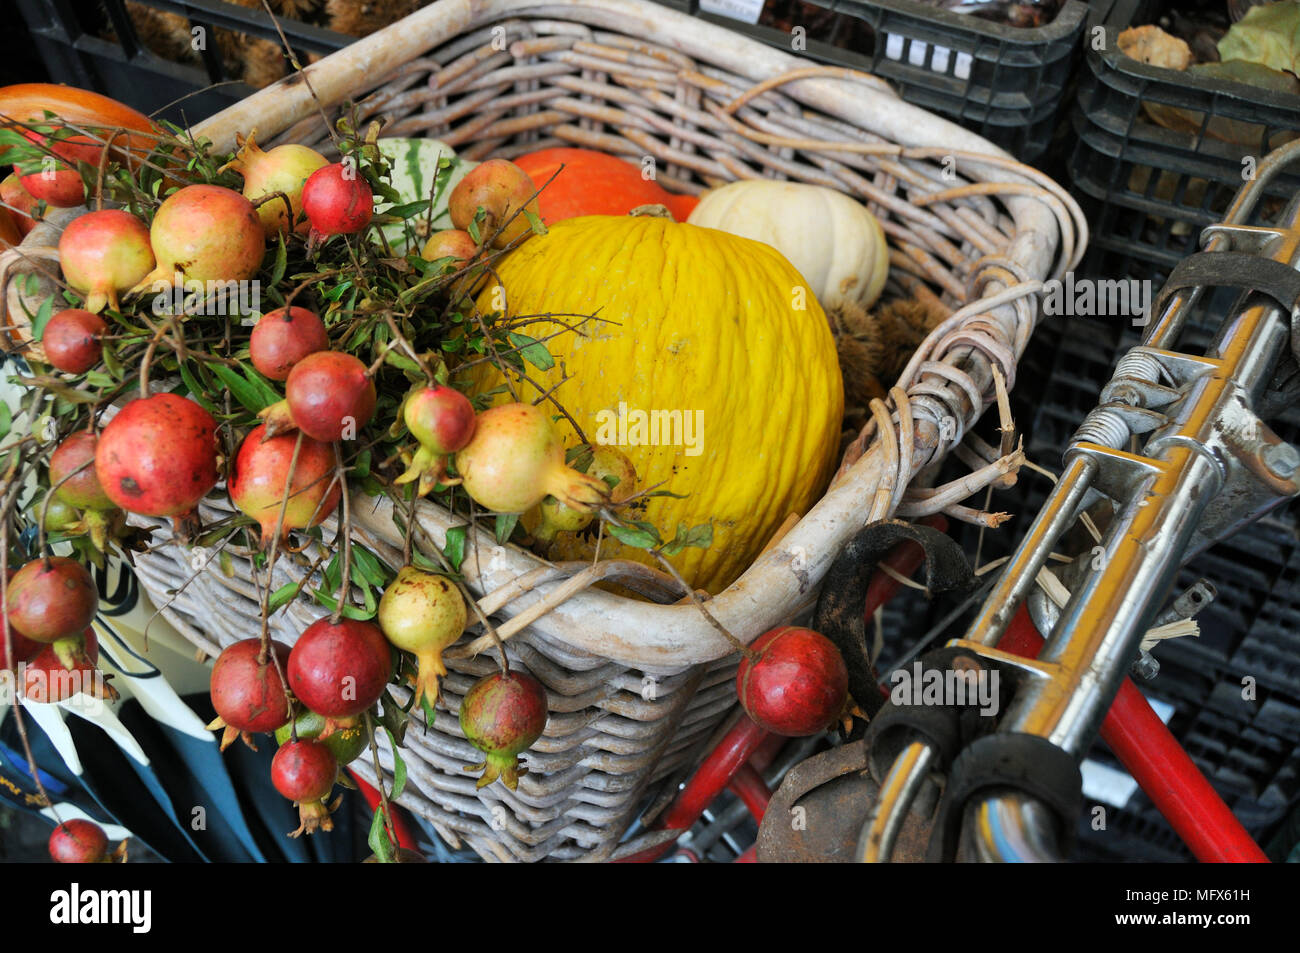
[686,180,889,311]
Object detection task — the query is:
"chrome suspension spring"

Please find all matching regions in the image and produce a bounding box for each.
[1070,407,1130,450]
[1101,349,1165,405]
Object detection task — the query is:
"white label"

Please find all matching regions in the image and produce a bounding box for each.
[884,33,972,81]
[699,0,764,25]
[1080,758,1139,808]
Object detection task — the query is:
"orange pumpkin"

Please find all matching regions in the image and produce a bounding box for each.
[513,148,700,223]
[0,83,160,171]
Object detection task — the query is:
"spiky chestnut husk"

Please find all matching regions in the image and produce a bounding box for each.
[736,626,849,737]
[271,739,340,837]
[459,669,548,790]
[206,638,293,751]
[377,567,467,711]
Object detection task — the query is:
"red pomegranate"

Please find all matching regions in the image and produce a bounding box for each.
[261,350,376,443]
[1,174,38,236]
[19,160,85,207]
[48,819,110,863]
[249,306,329,381]
[41,309,108,375]
[736,626,849,737]
[271,739,339,837]
[131,184,265,288]
[57,209,154,314]
[49,431,115,512]
[301,163,374,242]
[207,638,293,751]
[395,385,477,494]
[94,393,220,521]
[459,669,548,790]
[228,425,341,549]
[24,629,116,703]
[2,622,42,671]
[287,617,392,720]
[5,557,97,643]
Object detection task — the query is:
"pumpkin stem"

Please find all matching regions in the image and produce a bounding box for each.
[629,203,673,219]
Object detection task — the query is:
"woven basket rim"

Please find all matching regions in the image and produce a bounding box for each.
[3,0,1084,673]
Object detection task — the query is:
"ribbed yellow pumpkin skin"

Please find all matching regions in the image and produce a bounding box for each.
[465,215,844,593]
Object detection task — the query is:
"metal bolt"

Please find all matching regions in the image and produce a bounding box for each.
[1262,442,1300,478]
[1131,650,1160,681]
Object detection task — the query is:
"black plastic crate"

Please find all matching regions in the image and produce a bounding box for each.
[675,0,1089,162]
[13,0,349,125]
[1070,0,1300,278]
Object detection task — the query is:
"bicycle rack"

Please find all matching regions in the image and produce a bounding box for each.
[863,138,1300,863]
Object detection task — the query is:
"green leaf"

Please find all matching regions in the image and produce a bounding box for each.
[659,521,713,557]
[101,341,125,382]
[385,730,408,800]
[210,363,272,414]
[420,693,438,731]
[1219,2,1300,74]
[495,512,519,544]
[377,690,410,746]
[444,525,467,573]
[523,206,548,236]
[388,199,431,220]
[607,522,659,550]
[506,332,555,371]
[352,545,391,588]
[239,362,283,408]
[267,581,300,613]
[269,234,288,288]
[466,206,486,245]
[310,590,376,621]
[0,402,10,442]
[367,805,396,863]
[30,296,54,341]
[177,363,217,412]
[353,448,371,479]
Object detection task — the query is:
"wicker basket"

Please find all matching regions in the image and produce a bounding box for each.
[2,0,1083,862]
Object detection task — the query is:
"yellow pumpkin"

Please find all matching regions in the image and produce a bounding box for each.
[463,215,844,593]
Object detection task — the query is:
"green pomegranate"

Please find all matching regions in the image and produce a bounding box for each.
[459,669,548,790]
[377,567,467,710]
